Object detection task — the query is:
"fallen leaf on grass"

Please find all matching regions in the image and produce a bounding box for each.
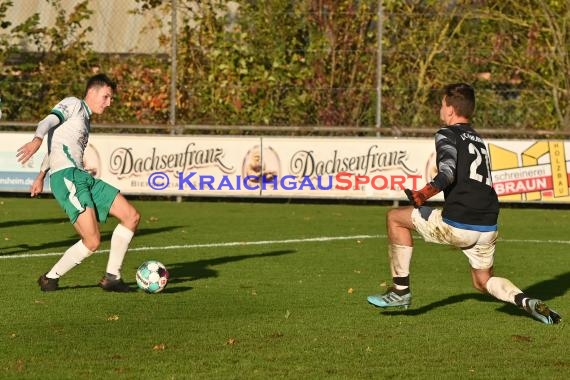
[226,338,238,345]
[511,335,532,342]
[347,288,354,294]
[153,343,166,351]
[107,315,120,321]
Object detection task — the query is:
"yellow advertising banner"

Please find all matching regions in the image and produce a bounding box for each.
[489,140,570,203]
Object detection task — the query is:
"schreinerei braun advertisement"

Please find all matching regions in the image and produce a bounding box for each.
[1,132,569,203]
[488,140,569,202]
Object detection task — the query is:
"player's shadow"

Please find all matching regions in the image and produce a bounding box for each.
[0,217,70,254]
[379,271,570,318]
[56,249,297,293]
[0,217,69,229]
[0,225,184,255]
[379,292,489,316]
[163,249,297,293]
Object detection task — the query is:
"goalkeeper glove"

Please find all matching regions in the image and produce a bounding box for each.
[404,183,440,208]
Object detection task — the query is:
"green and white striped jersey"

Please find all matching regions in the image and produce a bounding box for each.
[35,97,92,174]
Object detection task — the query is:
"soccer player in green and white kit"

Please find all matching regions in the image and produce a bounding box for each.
[17,74,140,292]
[367,83,561,324]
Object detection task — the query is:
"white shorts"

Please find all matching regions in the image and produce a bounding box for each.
[411,207,497,270]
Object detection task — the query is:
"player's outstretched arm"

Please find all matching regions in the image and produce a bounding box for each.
[17,137,43,164]
[17,113,61,164]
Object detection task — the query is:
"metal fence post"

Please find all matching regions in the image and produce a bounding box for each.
[375,0,383,137]
[170,0,178,136]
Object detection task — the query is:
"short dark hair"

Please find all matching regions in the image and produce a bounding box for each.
[443,83,475,119]
[85,73,117,96]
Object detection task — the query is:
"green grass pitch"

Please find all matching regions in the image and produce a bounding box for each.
[0,196,568,379]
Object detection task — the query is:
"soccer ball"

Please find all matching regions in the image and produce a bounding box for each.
[136,260,169,293]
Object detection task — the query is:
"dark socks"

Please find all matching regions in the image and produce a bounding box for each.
[392,276,410,295]
[514,293,528,308]
[393,287,410,296]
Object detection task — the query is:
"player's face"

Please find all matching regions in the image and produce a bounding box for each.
[87,85,114,114]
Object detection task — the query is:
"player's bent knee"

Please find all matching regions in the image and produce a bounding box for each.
[122,206,140,231]
[386,208,399,224]
[130,207,141,228]
[83,236,101,252]
[386,207,413,228]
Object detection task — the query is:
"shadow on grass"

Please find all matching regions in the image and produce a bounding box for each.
[378,293,489,317]
[59,284,103,291]
[0,226,183,256]
[379,271,570,319]
[57,249,297,293]
[164,249,297,293]
[0,217,69,229]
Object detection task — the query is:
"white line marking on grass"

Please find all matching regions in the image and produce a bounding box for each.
[500,238,570,244]
[0,234,384,260]
[2,235,569,260]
